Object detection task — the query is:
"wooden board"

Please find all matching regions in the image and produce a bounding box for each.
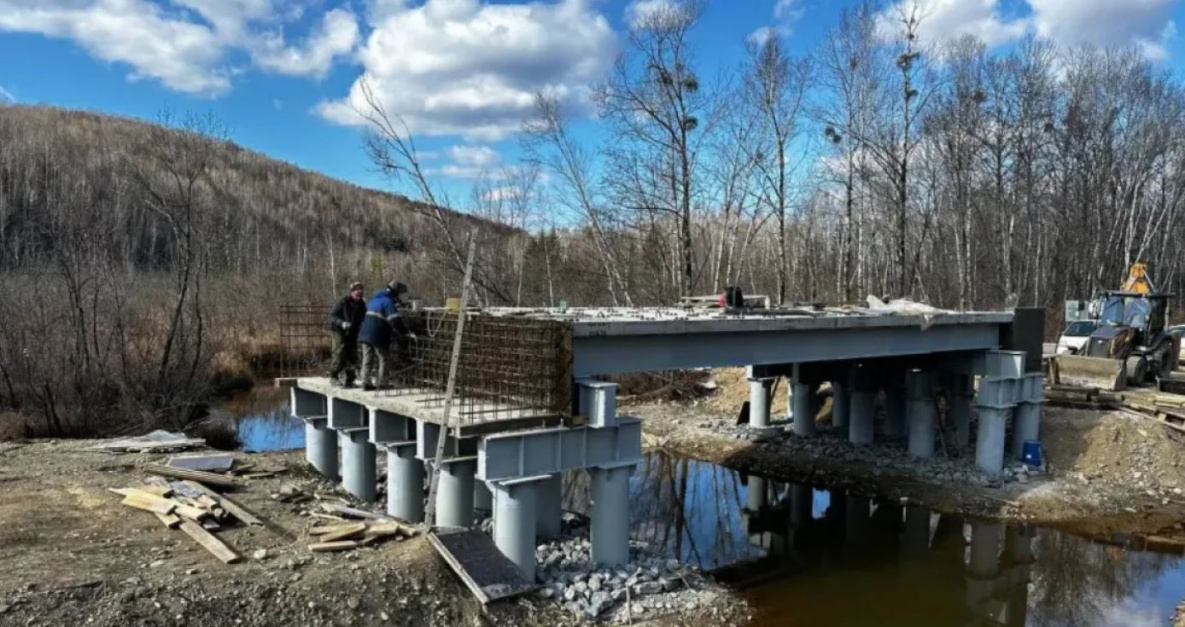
[180,481,264,527]
[120,492,177,516]
[142,464,243,488]
[428,529,539,605]
[318,522,367,543]
[155,512,182,529]
[309,540,359,552]
[178,521,241,564]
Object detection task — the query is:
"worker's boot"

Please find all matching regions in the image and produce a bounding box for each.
[343,373,356,389]
[362,381,375,392]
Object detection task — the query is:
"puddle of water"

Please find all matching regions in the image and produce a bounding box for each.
[610,452,1185,627]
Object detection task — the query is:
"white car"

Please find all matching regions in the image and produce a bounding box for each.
[1057,320,1099,354]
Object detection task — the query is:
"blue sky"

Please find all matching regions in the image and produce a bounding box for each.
[1,0,1182,203]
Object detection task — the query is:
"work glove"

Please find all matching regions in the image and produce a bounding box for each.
[407,332,418,340]
[341,321,352,331]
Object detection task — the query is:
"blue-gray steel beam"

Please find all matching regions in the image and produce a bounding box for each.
[477,419,643,482]
[370,408,415,445]
[571,323,1002,377]
[329,398,367,430]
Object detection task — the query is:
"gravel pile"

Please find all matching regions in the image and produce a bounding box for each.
[528,517,707,623]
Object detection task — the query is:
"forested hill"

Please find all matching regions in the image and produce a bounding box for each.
[0,104,502,273]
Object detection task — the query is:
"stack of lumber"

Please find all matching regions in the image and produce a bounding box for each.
[112,477,264,564]
[1043,384,1124,409]
[307,520,419,552]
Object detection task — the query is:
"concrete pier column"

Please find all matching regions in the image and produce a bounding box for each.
[844,494,871,546]
[1011,402,1042,462]
[745,475,768,513]
[849,368,876,445]
[884,385,906,438]
[966,520,1004,614]
[386,444,424,522]
[491,478,539,581]
[474,479,493,514]
[435,458,477,528]
[748,377,774,428]
[951,375,973,451]
[792,381,817,437]
[975,406,1010,474]
[536,473,563,540]
[339,429,376,501]
[968,520,1002,578]
[790,483,812,528]
[903,504,930,554]
[304,418,339,480]
[906,371,936,459]
[831,379,851,430]
[590,464,633,567]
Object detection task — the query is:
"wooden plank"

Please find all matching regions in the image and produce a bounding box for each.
[142,464,244,488]
[309,523,364,536]
[318,522,367,543]
[309,540,359,553]
[318,503,392,521]
[180,481,264,527]
[154,512,182,529]
[178,520,241,564]
[121,493,177,516]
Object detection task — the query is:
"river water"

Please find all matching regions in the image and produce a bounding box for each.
[223,394,1185,627]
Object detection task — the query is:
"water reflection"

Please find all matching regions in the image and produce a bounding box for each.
[612,452,1185,627]
[210,388,305,453]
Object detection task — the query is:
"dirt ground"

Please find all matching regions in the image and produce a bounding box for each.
[0,441,748,626]
[629,369,1185,540]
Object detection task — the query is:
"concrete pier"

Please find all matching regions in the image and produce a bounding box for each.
[792,380,816,437]
[436,457,477,528]
[951,375,973,451]
[975,406,1010,474]
[386,444,424,522]
[304,418,339,480]
[746,475,768,512]
[491,478,540,581]
[1012,402,1042,461]
[748,377,774,428]
[849,368,876,445]
[590,463,632,567]
[906,371,936,459]
[831,379,850,429]
[884,385,906,437]
[789,482,812,528]
[536,473,562,540]
[903,504,930,554]
[339,429,376,501]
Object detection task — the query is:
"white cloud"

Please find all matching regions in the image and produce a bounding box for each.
[0,0,231,95]
[878,0,1027,48]
[429,143,504,179]
[625,0,674,29]
[317,0,616,141]
[748,26,777,47]
[774,0,804,22]
[0,85,16,103]
[479,185,525,202]
[749,0,806,45]
[0,0,358,96]
[1030,0,1177,59]
[252,8,359,78]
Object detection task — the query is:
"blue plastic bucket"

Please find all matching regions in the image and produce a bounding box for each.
[1022,440,1043,468]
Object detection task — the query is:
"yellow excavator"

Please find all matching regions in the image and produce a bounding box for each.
[1057,263,1180,390]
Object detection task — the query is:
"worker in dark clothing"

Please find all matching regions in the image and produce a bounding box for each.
[358,281,416,391]
[328,282,367,387]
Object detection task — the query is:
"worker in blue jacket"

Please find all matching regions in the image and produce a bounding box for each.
[358,281,416,391]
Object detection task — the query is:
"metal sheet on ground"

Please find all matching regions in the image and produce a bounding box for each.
[428,529,538,604]
[168,454,235,472]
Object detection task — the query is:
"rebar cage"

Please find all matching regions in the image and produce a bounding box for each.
[379,312,574,425]
[277,304,331,377]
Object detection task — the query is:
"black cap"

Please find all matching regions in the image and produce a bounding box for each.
[387,281,408,296]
